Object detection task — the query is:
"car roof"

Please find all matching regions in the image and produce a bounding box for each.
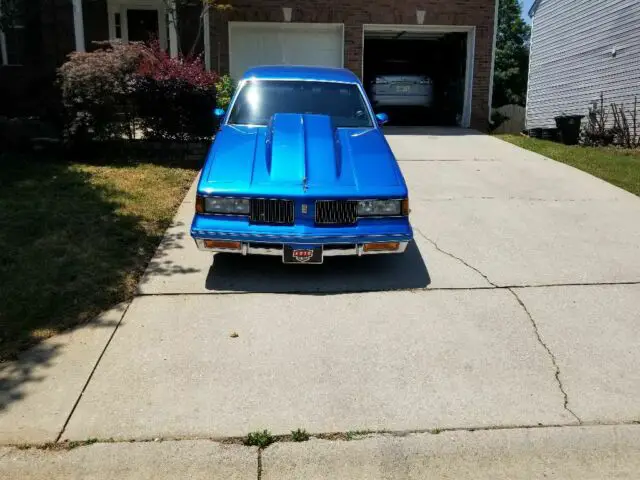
[240,65,360,84]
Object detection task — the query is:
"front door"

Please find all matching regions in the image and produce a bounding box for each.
[126,9,159,43]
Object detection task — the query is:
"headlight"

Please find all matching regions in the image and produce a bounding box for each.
[357,200,403,216]
[203,197,250,215]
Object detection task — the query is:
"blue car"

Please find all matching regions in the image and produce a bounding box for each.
[191,65,413,264]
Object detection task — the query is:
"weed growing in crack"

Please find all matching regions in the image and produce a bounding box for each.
[346,430,375,441]
[37,438,101,451]
[245,430,274,448]
[67,438,99,450]
[291,428,310,442]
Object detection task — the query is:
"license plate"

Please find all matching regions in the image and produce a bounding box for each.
[283,245,323,264]
[396,85,410,93]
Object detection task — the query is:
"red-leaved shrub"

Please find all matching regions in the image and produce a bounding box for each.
[133,42,218,141]
[59,41,218,143]
[137,41,218,87]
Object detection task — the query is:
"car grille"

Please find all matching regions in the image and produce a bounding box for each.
[250,199,294,225]
[315,200,358,225]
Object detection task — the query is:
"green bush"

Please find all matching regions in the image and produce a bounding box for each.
[215,75,236,110]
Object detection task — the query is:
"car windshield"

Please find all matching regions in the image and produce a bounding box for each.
[227,80,373,128]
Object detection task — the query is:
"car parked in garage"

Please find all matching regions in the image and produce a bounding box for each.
[190,65,413,264]
[370,74,434,108]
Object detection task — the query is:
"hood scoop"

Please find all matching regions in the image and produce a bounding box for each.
[266,113,343,186]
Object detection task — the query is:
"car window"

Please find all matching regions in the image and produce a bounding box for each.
[228,80,373,128]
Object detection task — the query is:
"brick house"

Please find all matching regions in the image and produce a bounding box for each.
[0,0,497,128]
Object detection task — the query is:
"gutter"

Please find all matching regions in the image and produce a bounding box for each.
[528,0,541,18]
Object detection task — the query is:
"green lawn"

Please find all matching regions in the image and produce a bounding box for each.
[497,134,640,196]
[0,154,198,360]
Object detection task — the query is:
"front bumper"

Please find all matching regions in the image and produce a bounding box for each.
[193,238,410,256]
[191,214,413,257]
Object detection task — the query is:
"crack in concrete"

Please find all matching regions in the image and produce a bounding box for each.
[134,281,640,298]
[415,229,498,287]
[512,281,640,288]
[54,301,133,443]
[508,289,582,424]
[412,228,582,424]
[11,421,640,452]
[257,448,263,480]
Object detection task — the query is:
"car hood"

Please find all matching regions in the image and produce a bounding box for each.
[199,113,406,198]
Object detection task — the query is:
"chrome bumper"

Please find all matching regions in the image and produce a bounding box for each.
[194,240,409,256]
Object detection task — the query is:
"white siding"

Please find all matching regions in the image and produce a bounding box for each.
[526,0,640,129]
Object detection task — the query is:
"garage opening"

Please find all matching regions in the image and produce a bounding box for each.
[363,25,473,127]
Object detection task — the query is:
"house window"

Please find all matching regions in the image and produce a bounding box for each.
[1,1,26,66]
[114,12,122,39]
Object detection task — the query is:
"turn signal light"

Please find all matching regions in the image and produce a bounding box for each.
[195,195,205,213]
[203,240,241,250]
[402,199,410,216]
[363,242,400,252]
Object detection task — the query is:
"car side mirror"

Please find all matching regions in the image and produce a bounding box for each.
[213,108,225,118]
[376,112,389,126]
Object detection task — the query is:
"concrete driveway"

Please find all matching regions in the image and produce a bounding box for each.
[2,128,640,478]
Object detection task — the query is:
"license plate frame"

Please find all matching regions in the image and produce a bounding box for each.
[283,245,323,264]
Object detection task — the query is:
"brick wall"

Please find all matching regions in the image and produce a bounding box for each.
[210,0,496,129]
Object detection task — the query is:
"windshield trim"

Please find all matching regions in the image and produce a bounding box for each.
[225,78,377,129]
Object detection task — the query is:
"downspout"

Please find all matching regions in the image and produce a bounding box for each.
[524,13,535,130]
[487,0,499,123]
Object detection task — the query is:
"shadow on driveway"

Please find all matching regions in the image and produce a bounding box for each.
[140,224,202,279]
[205,240,431,294]
[0,343,61,412]
[0,314,120,413]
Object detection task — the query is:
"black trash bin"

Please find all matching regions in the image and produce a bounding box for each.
[554,115,584,145]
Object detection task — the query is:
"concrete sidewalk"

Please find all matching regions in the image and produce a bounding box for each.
[2,128,640,477]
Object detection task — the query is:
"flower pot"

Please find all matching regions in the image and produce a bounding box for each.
[554,115,584,145]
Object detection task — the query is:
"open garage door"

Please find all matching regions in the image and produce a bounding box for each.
[229,23,344,81]
[363,25,475,127]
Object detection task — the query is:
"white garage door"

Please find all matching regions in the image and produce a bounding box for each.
[229,23,344,81]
